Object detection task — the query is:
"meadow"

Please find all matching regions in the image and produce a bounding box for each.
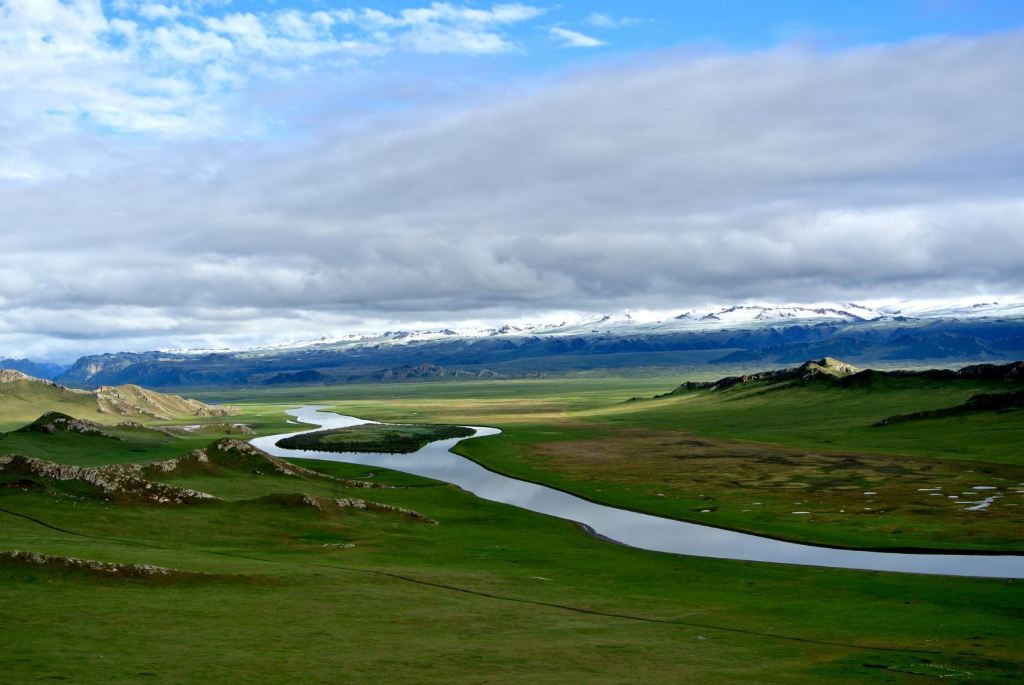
[2,372,1022,683]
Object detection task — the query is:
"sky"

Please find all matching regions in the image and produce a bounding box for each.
[2,0,1024,362]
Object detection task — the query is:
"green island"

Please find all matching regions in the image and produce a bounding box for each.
[277,422,475,453]
[1,361,1023,683]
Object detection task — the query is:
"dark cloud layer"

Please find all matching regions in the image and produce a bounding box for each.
[3,31,1024,359]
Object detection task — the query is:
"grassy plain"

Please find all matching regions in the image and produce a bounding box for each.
[201,375,1024,552]
[279,422,475,454]
[2,374,1022,683]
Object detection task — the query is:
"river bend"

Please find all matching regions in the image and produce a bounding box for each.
[251,406,1024,579]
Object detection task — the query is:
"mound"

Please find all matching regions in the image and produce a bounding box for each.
[668,357,862,394]
[2,550,210,581]
[875,390,1024,426]
[17,411,118,439]
[95,384,236,420]
[667,358,1024,395]
[278,423,475,454]
[144,439,389,489]
[249,493,436,523]
[0,454,216,505]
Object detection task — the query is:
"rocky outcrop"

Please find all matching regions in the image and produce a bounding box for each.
[668,357,861,394]
[0,369,67,386]
[2,550,207,579]
[143,439,391,489]
[1,370,238,422]
[17,411,117,438]
[95,384,237,419]
[667,358,1024,397]
[0,454,217,505]
[254,493,436,523]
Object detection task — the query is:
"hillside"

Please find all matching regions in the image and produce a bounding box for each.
[667,358,1024,394]
[0,369,235,430]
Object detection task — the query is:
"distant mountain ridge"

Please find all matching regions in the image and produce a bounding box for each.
[0,358,68,380]
[50,299,1024,389]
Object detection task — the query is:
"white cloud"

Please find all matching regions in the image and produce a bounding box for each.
[3,21,1024,358]
[0,1,547,149]
[138,3,182,21]
[585,13,641,28]
[550,27,605,48]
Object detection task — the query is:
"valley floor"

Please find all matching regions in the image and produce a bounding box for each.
[2,376,1022,683]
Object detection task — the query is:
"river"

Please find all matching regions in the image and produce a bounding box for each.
[251,405,1024,579]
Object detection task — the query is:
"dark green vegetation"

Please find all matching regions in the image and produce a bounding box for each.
[2,408,1023,684]
[279,422,475,454]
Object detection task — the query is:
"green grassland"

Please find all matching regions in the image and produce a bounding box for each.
[278,423,475,454]
[0,380,104,430]
[2,372,1023,683]
[2,427,1022,684]
[222,374,1024,553]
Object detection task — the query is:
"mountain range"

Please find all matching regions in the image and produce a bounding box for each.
[10,300,1024,389]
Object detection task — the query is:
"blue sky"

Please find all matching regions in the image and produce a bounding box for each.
[2,1,1024,360]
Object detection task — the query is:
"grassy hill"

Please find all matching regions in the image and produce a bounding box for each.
[0,369,236,431]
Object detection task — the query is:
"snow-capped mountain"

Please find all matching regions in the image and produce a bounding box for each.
[58,297,1024,389]
[157,299,1024,357]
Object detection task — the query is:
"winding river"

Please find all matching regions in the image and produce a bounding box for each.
[251,406,1024,579]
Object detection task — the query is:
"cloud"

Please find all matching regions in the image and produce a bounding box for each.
[138,3,182,21]
[586,13,641,29]
[0,0,545,152]
[549,27,606,48]
[3,27,1024,359]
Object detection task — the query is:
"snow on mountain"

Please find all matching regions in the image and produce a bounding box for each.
[158,299,1024,357]
[674,303,885,326]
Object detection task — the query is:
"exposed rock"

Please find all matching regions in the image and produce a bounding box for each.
[95,383,237,419]
[0,454,217,505]
[254,493,436,523]
[143,439,391,489]
[17,411,119,439]
[668,357,861,394]
[165,422,254,437]
[1,369,238,422]
[2,550,207,579]
[667,358,1024,397]
[0,369,67,387]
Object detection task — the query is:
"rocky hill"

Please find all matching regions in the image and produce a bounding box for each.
[0,369,236,428]
[668,359,1024,395]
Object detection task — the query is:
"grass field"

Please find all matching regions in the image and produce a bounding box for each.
[202,374,1024,552]
[279,422,475,454]
[2,372,1022,683]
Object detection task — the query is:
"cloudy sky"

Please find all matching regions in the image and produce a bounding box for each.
[2,0,1024,361]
